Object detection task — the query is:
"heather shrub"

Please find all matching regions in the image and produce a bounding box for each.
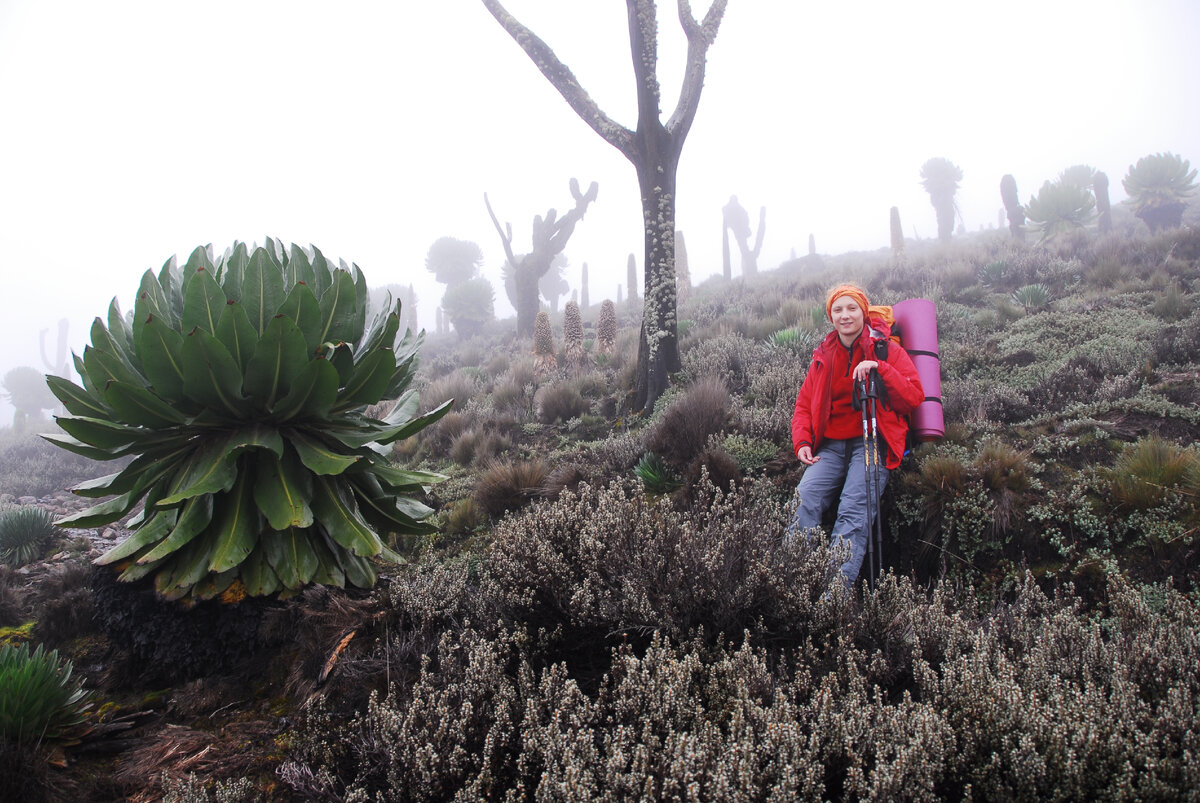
[420,369,477,413]
[480,475,844,642]
[0,428,112,498]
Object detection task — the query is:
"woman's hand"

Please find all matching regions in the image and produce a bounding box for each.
[797,445,818,465]
[852,360,879,382]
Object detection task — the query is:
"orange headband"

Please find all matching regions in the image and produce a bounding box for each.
[825,285,870,322]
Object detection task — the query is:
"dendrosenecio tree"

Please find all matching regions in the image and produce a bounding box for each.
[481,0,728,412]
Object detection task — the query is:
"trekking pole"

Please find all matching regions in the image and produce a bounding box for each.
[866,369,885,587]
[855,377,876,591]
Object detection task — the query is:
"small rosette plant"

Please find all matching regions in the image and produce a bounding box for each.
[44,240,451,602]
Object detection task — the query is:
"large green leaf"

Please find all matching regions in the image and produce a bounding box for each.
[137,315,187,401]
[181,329,247,416]
[89,317,136,368]
[83,344,147,391]
[105,382,188,428]
[317,270,360,346]
[156,435,238,506]
[40,432,129,461]
[220,241,250,299]
[156,533,214,595]
[133,269,174,348]
[56,415,145,450]
[107,298,134,355]
[276,283,323,356]
[238,544,281,596]
[354,306,401,361]
[243,247,286,335]
[312,476,381,557]
[285,243,315,288]
[181,266,228,335]
[93,508,177,566]
[70,443,191,499]
[136,494,214,564]
[350,473,433,535]
[270,358,338,421]
[254,452,314,530]
[61,485,146,530]
[207,473,260,573]
[334,348,397,410]
[243,316,308,406]
[310,531,345,588]
[214,300,258,372]
[307,245,332,299]
[227,424,284,458]
[46,375,109,418]
[291,430,359,475]
[158,254,185,322]
[338,548,376,590]
[327,398,453,449]
[263,528,320,589]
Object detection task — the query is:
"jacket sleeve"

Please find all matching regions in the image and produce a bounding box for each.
[876,344,924,415]
[791,361,818,455]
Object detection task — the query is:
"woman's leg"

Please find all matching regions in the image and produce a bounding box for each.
[790,439,852,535]
[830,437,890,585]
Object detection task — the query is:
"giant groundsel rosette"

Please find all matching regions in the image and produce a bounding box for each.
[45,240,450,602]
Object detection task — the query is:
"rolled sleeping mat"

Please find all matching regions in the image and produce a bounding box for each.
[892,298,943,441]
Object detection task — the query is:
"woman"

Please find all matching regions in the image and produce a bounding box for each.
[791,284,924,587]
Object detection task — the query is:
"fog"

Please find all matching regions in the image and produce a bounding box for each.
[1,0,1197,423]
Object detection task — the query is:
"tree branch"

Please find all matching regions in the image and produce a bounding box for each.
[481,0,637,158]
[666,0,727,136]
[483,192,519,269]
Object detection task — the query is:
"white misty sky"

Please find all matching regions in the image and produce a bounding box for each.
[1,0,1197,423]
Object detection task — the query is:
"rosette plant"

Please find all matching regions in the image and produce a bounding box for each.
[44,240,451,602]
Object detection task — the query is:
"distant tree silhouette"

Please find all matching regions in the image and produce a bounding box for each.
[722,195,765,276]
[481,0,728,412]
[485,179,598,337]
[1000,174,1026,242]
[920,157,963,242]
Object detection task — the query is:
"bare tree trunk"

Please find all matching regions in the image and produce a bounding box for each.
[481,0,727,412]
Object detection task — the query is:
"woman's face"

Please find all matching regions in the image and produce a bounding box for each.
[830,295,865,343]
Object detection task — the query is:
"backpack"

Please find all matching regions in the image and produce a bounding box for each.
[864,299,943,443]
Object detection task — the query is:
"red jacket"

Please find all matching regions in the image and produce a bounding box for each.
[791,321,925,470]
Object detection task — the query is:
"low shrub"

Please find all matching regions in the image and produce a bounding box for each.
[473,459,549,519]
[643,376,732,470]
[536,381,589,424]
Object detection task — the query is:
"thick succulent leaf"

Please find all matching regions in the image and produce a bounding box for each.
[380,353,419,401]
[239,544,281,596]
[317,270,361,346]
[276,282,323,355]
[156,533,214,595]
[41,431,130,461]
[107,298,134,355]
[158,255,186,321]
[90,317,137,368]
[63,486,145,531]
[214,301,258,371]
[310,531,345,587]
[263,528,320,589]
[181,329,247,416]
[57,414,146,450]
[244,316,308,406]
[137,494,214,564]
[312,476,381,557]
[69,443,190,499]
[338,549,376,589]
[156,435,239,506]
[227,424,284,458]
[117,554,166,582]
[133,269,175,347]
[207,473,260,573]
[353,302,397,360]
[243,247,286,335]
[328,398,453,449]
[350,474,434,534]
[46,375,109,418]
[323,342,356,386]
[334,348,398,410]
[181,266,228,335]
[285,243,315,288]
[380,390,420,426]
[182,243,216,284]
[83,344,147,391]
[104,382,188,428]
[93,508,177,566]
[291,430,360,475]
[307,245,332,299]
[364,460,445,491]
[254,452,314,530]
[136,314,187,401]
[190,567,239,601]
[270,358,338,421]
[220,241,250,299]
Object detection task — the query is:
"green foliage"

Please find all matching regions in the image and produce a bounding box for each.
[634,451,682,494]
[440,276,495,338]
[1024,179,1096,243]
[1122,152,1198,231]
[1011,283,1052,312]
[44,241,449,602]
[0,506,56,568]
[0,642,91,746]
[720,434,780,475]
[978,260,1008,288]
